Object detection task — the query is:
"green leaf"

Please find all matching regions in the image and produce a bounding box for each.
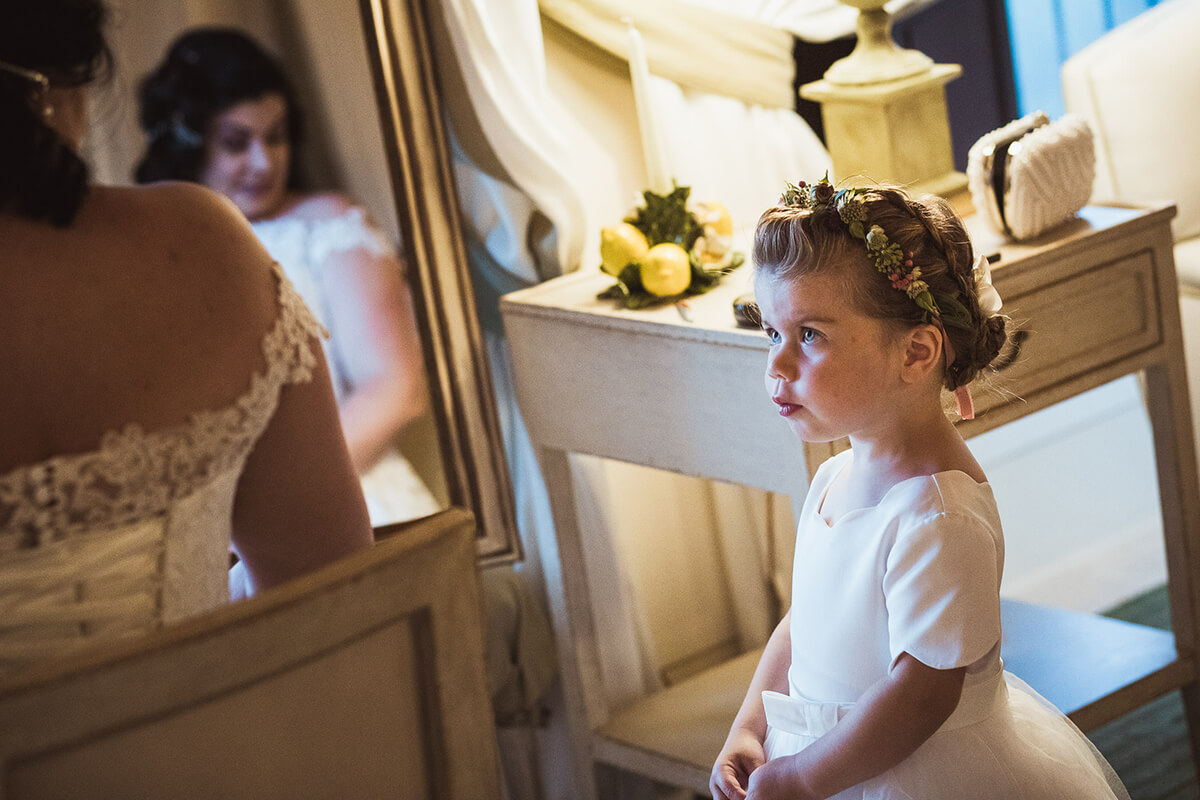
[937,294,973,331]
[624,183,702,249]
[618,262,644,291]
[915,291,939,316]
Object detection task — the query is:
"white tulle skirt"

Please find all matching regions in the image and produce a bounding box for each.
[762,668,1130,800]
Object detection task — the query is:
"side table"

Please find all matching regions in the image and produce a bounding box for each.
[500,203,1200,796]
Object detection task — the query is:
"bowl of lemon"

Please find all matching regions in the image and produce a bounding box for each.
[596,184,744,310]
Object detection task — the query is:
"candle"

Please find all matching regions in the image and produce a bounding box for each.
[625,18,671,194]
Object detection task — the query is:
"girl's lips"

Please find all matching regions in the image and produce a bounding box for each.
[773,397,799,417]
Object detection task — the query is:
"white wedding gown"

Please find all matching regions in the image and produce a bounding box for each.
[0,264,324,679]
[251,207,441,527]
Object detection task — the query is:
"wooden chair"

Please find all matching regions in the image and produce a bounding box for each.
[0,507,500,800]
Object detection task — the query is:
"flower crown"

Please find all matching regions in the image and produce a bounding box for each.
[779,175,973,332]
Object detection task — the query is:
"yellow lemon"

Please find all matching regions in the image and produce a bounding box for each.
[640,243,692,297]
[691,200,734,237]
[600,222,649,276]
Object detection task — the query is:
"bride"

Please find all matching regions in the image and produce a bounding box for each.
[0,0,373,678]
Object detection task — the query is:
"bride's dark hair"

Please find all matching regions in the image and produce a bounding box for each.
[0,0,111,226]
[135,28,305,187]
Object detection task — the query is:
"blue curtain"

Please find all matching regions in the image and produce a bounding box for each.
[1006,0,1162,116]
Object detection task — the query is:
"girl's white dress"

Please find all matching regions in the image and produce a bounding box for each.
[765,449,1130,799]
[251,207,441,527]
[0,265,324,678]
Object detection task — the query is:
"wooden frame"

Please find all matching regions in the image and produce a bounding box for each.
[359,0,520,564]
[0,508,500,799]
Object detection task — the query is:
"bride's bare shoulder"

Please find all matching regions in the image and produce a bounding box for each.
[92,183,253,240]
[88,183,273,282]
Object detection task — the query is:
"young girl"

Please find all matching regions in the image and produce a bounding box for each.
[709,178,1130,800]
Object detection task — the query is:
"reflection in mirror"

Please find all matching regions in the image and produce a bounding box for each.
[89,0,519,561]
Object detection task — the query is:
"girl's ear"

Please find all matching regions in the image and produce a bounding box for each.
[899,324,944,384]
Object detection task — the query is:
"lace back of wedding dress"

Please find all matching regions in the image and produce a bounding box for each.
[0,263,326,677]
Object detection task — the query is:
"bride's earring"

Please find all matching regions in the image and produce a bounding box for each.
[35,85,53,122]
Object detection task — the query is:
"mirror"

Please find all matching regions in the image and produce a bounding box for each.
[91,0,519,563]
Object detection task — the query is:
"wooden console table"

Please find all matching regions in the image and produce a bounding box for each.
[499,204,1200,797]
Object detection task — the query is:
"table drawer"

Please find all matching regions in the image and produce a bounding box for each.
[975,249,1161,416]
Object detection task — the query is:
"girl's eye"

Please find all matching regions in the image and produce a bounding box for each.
[763,326,781,344]
[801,328,820,344]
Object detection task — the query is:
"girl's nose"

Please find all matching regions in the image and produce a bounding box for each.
[766,348,793,382]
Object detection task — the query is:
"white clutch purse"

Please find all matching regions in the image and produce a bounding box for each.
[967,111,1096,240]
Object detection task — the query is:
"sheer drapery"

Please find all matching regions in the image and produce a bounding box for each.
[683,0,941,42]
[538,0,796,109]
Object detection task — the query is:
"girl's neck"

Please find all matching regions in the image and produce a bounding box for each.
[844,405,985,501]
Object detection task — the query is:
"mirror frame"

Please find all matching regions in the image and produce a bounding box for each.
[359,0,520,564]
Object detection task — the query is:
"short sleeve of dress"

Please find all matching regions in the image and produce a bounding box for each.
[262,261,330,386]
[308,207,397,269]
[882,510,1001,671]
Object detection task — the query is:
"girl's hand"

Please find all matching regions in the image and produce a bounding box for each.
[745,755,810,800]
[710,728,766,800]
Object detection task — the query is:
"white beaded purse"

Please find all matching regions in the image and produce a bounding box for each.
[967,111,1096,241]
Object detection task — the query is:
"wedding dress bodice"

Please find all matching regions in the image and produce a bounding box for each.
[0,263,325,678]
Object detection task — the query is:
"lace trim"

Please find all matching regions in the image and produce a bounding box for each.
[251,206,397,270]
[0,262,327,547]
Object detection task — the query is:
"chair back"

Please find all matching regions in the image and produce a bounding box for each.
[0,508,500,800]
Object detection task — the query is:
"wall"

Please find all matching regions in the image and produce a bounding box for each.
[973,377,1167,612]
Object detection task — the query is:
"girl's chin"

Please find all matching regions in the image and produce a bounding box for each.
[785,418,842,444]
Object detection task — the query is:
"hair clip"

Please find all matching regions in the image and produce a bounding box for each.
[0,59,49,91]
[170,112,204,148]
[0,59,53,119]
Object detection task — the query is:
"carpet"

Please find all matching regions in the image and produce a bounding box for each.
[1093,585,1198,800]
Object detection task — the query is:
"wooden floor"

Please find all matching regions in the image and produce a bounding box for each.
[1092,586,1199,800]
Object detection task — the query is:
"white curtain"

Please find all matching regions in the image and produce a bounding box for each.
[683,0,942,42]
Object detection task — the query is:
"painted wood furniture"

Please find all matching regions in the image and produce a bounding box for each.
[500,203,1200,796]
[0,508,500,800]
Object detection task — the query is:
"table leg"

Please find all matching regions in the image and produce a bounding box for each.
[533,447,607,800]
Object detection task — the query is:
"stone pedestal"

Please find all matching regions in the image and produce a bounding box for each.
[801,63,967,198]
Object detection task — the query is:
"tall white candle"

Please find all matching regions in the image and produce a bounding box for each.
[625,18,671,194]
